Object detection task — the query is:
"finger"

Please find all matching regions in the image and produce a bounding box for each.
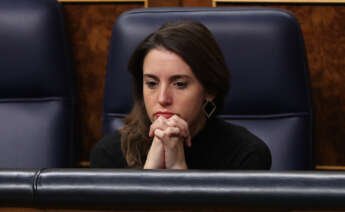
[166,126,180,137]
[153,128,165,140]
[166,115,188,137]
[172,116,191,147]
[149,116,168,137]
[167,115,191,146]
[187,136,192,147]
[154,127,180,140]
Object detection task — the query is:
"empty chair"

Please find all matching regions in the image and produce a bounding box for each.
[0,0,74,168]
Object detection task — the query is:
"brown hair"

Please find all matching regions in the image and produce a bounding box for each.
[120,20,230,168]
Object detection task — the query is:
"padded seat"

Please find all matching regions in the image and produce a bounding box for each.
[0,0,74,168]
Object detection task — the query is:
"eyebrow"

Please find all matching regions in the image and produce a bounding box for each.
[170,75,191,81]
[143,74,159,81]
[143,74,191,81]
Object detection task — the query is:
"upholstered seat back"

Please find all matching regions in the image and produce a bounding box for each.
[103,8,313,170]
[0,0,74,168]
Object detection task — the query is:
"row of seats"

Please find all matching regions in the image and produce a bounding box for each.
[0,0,313,170]
[1,169,345,209]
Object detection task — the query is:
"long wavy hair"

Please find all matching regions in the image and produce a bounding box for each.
[120,20,230,168]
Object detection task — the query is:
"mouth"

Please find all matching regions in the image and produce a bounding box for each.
[154,112,175,119]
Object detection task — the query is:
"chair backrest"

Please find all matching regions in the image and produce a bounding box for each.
[103,7,313,170]
[0,0,74,168]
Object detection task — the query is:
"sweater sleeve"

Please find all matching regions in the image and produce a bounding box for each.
[90,131,127,168]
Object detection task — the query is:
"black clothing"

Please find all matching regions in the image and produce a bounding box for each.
[90,118,271,170]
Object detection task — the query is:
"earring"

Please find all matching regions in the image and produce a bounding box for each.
[202,99,216,119]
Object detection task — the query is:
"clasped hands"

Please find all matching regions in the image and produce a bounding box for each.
[143,115,191,169]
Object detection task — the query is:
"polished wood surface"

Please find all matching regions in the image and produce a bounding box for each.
[213,0,345,5]
[59,0,148,7]
[316,165,345,171]
[60,0,345,167]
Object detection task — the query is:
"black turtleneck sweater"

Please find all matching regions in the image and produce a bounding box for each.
[90,118,271,170]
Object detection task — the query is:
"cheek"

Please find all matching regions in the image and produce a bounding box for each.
[179,91,205,124]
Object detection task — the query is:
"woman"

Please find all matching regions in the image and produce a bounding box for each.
[91,20,271,169]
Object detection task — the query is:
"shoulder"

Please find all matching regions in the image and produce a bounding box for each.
[210,118,257,142]
[212,118,264,147]
[90,130,126,168]
[211,118,272,170]
[92,130,122,157]
[96,130,122,149]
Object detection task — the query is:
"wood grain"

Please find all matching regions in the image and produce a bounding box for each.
[213,0,345,4]
[148,0,181,7]
[61,2,145,163]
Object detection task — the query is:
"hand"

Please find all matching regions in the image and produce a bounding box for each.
[143,136,165,169]
[144,115,191,169]
[149,115,191,147]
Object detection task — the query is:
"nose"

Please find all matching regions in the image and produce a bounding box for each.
[158,84,172,106]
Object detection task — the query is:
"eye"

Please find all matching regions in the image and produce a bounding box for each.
[174,81,188,89]
[145,81,157,88]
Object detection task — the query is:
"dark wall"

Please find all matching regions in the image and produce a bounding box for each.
[61,1,345,168]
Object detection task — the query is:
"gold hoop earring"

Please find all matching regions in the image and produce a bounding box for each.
[202,99,216,119]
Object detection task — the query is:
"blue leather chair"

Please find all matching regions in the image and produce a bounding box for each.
[0,0,74,168]
[103,7,313,170]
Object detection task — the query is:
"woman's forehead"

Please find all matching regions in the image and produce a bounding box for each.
[143,48,194,78]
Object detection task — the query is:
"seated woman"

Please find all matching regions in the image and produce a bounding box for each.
[91,20,271,170]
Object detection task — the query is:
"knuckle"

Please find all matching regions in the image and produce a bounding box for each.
[167,127,174,135]
[172,127,179,134]
[170,119,177,126]
[157,118,163,124]
[153,129,159,135]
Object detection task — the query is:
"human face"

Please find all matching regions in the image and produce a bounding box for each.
[143,48,208,127]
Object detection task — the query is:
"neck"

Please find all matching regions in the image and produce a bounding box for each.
[189,114,208,138]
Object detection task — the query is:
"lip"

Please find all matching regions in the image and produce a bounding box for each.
[154,111,175,119]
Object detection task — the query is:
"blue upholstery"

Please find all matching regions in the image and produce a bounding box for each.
[0,0,74,168]
[103,7,313,170]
